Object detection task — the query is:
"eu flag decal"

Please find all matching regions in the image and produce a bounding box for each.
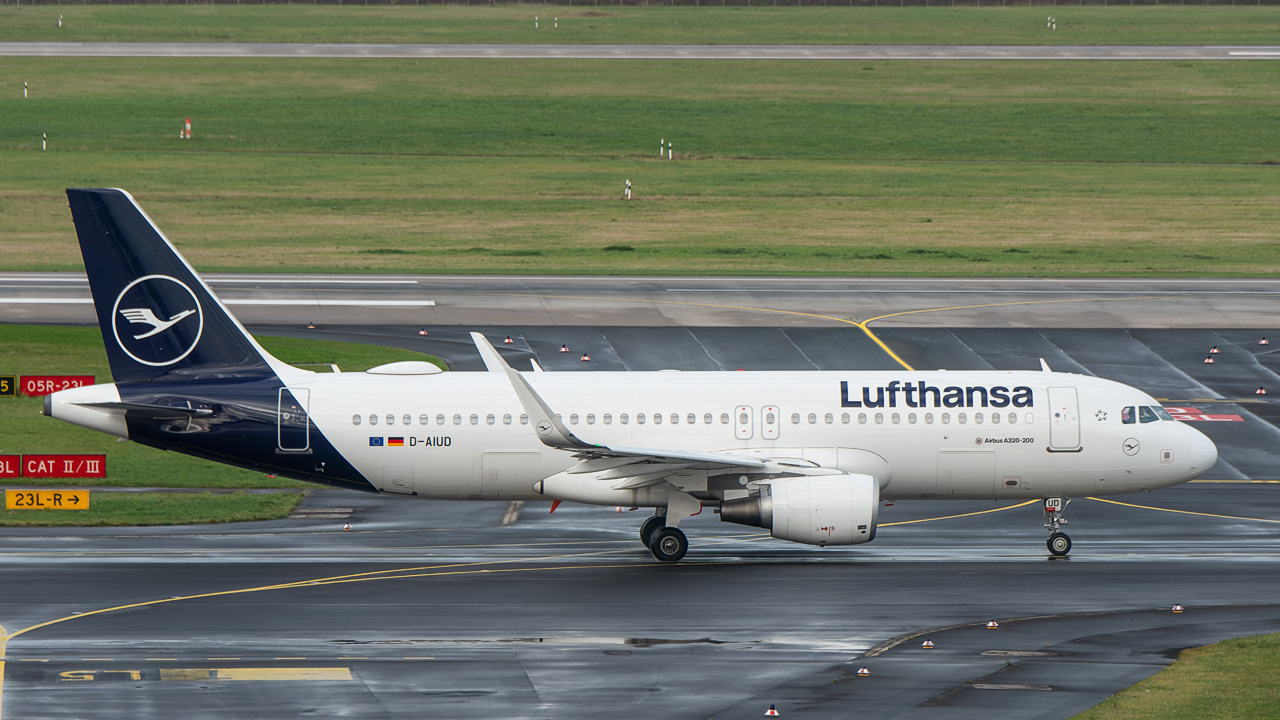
[369,437,384,447]
[388,437,405,447]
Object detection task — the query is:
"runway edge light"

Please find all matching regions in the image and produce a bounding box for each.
[986,620,1000,630]
[921,639,935,649]
[857,666,871,677]
[764,704,780,716]
[1172,604,1184,613]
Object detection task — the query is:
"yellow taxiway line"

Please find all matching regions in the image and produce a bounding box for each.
[1087,497,1280,523]
[880,499,1038,526]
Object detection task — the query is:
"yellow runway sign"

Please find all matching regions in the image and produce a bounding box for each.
[5,490,89,510]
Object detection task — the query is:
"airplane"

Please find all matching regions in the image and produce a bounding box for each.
[46,189,1219,562]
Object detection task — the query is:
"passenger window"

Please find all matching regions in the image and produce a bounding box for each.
[470,414,479,425]
[841,413,850,424]
[586,413,596,425]
[386,414,395,426]
[891,413,900,425]
[704,413,713,425]
[671,413,679,425]
[687,413,696,424]
[824,413,833,424]
[603,413,613,425]
[1024,412,1034,424]
[908,413,917,424]
[637,413,646,424]
[791,413,801,425]
[941,413,950,424]
[858,413,867,424]
[653,413,662,425]
[925,413,934,424]
[1008,412,1016,424]
[403,414,412,426]
[958,413,967,424]
[352,414,361,426]
[808,413,817,424]
[620,413,630,425]
[875,413,884,425]
[369,414,379,426]
[991,412,1000,425]
[739,412,749,425]
[503,414,513,425]
[453,414,462,425]
[720,413,730,424]
[436,414,445,425]
[570,413,579,425]
[486,414,495,425]
[520,414,529,425]
[1139,406,1159,424]
[1121,406,1136,424]
[765,412,775,425]
[974,413,983,424]
[419,414,429,425]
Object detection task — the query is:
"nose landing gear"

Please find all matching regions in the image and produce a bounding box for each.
[1044,497,1072,556]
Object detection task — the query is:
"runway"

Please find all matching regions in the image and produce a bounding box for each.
[3,275,1280,719]
[3,42,1280,60]
[5,273,1280,328]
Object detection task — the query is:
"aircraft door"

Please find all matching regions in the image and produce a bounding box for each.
[277,387,310,453]
[1047,386,1081,451]
[734,406,753,440]
[761,406,779,440]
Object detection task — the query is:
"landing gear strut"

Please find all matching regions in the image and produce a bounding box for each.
[1044,497,1072,556]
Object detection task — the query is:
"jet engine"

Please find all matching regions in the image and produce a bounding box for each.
[719,474,879,546]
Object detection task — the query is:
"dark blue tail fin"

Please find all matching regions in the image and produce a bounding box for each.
[66,188,281,384]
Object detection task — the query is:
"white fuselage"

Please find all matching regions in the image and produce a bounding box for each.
[295,369,1216,504]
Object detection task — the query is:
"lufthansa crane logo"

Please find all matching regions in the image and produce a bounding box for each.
[111,275,203,367]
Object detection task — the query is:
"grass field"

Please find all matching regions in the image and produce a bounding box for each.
[4,56,1279,276]
[0,324,442,490]
[4,6,1280,46]
[0,490,304,527]
[1071,633,1280,720]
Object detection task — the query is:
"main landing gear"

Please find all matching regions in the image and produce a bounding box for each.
[640,511,689,562]
[639,492,701,563]
[1044,497,1072,556]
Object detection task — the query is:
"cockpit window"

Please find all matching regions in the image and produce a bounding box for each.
[1121,406,1135,424]
[1153,406,1174,421]
[1138,406,1159,424]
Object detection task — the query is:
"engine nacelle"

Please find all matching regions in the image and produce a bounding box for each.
[720,474,879,546]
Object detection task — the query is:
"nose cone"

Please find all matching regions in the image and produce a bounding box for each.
[1186,427,1218,479]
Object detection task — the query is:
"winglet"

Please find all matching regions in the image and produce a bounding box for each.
[1039,358,1052,372]
[530,359,544,373]
[470,332,596,452]
[472,332,508,373]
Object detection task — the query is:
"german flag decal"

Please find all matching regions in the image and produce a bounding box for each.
[388,437,405,447]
